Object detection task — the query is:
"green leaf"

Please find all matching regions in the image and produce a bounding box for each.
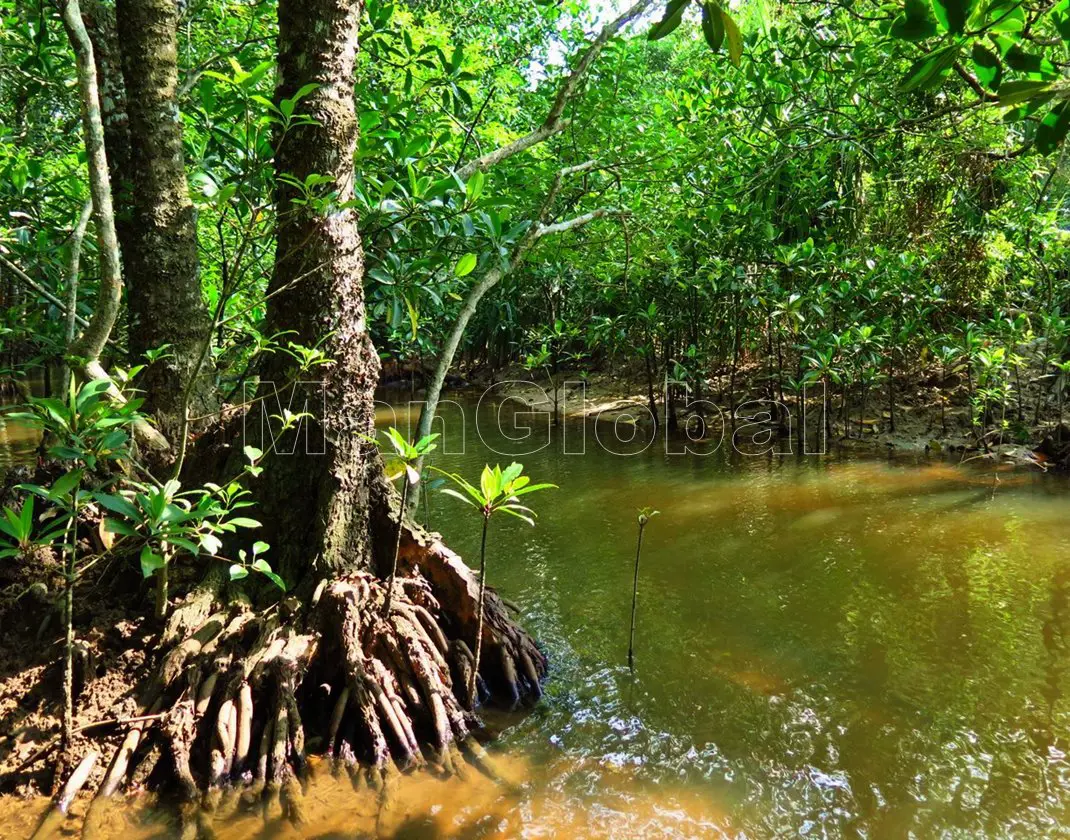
[252,558,286,591]
[971,43,1002,91]
[229,563,249,581]
[1035,100,1070,154]
[465,170,485,203]
[414,433,440,452]
[997,79,1052,106]
[19,496,33,536]
[480,465,496,502]
[649,0,689,41]
[166,537,200,556]
[1000,41,1059,79]
[140,546,165,579]
[94,492,140,520]
[455,253,478,277]
[0,518,21,542]
[989,0,1026,34]
[890,0,938,40]
[497,505,536,526]
[227,517,262,529]
[501,462,524,486]
[200,533,223,556]
[76,378,112,412]
[439,487,478,508]
[932,0,973,33]
[899,44,961,92]
[722,8,743,65]
[509,482,558,497]
[103,518,139,537]
[49,469,83,500]
[701,2,725,51]
[1051,0,1070,40]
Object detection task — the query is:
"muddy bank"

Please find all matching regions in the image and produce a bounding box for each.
[453,362,1067,469]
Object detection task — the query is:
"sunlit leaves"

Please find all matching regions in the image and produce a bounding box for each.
[437,462,556,524]
[997,38,1058,80]
[1051,0,1070,41]
[465,170,485,203]
[888,0,1068,147]
[455,253,477,277]
[722,10,743,65]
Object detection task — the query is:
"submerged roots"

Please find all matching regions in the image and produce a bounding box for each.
[31,532,546,837]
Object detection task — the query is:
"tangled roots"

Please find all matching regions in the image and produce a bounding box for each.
[38,531,545,837]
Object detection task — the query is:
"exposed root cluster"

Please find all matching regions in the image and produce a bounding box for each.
[26,530,546,838]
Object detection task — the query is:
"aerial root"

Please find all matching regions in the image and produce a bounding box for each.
[40,533,546,829]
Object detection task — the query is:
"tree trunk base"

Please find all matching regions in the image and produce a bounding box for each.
[35,526,545,837]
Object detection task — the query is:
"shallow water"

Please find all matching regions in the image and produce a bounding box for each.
[5,394,1070,837]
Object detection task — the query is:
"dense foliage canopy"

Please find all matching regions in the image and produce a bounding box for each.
[3,0,1070,448]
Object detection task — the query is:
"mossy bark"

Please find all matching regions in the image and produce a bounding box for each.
[253,0,380,584]
[114,0,216,439]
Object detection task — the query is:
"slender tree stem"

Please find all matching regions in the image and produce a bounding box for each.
[468,514,490,703]
[62,479,81,754]
[381,478,410,617]
[628,521,645,671]
[61,200,93,397]
[155,552,169,621]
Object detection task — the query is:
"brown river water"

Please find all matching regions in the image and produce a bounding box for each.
[3,393,1070,837]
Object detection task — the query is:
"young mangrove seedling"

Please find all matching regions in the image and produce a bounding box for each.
[367,427,439,617]
[438,462,555,705]
[629,507,659,672]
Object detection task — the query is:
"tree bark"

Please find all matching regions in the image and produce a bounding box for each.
[81,0,134,252]
[115,0,216,440]
[61,0,168,452]
[254,0,380,584]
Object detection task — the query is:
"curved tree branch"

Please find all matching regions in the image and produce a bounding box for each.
[455,0,654,179]
[60,0,169,451]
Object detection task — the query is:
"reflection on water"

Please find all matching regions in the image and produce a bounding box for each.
[6,395,1070,837]
[0,372,42,473]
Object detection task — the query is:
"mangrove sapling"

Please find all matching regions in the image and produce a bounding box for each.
[438,463,556,704]
[10,379,143,749]
[364,427,439,616]
[628,508,658,672]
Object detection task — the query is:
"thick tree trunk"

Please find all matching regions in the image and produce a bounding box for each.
[36,3,547,811]
[254,0,380,584]
[114,0,215,439]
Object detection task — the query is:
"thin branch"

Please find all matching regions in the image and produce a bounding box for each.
[534,207,619,239]
[62,199,94,394]
[454,0,654,179]
[0,254,92,332]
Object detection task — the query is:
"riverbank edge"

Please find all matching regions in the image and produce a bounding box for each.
[440,363,1068,470]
